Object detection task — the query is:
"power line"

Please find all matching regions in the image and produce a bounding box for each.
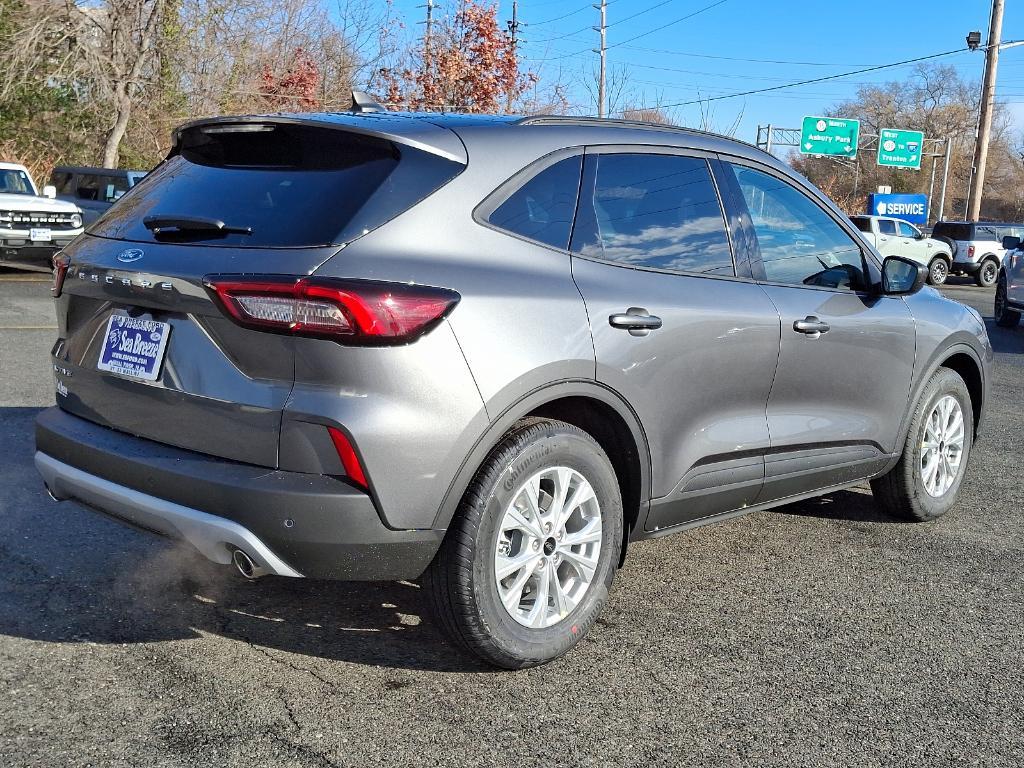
[605,0,674,28]
[606,0,729,50]
[615,44,877,67]
[633,46,972,110]
[529,1,600,25]
[521,0,728,61]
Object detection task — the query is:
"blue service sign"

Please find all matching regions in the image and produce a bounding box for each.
[868,193,928,225]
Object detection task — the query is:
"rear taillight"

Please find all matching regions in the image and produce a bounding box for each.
[51,252,70,297]
[203,275,459,345]
[968,245,976,259]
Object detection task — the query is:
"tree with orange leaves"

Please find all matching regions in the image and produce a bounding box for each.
[260,47,321,111]
[379,0,534,113]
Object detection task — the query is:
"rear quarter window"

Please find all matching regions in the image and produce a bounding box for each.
[485,155,582,250]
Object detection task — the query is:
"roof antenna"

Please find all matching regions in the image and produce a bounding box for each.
[350,90,384,113]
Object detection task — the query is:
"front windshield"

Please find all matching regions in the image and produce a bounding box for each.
[0,169,35,195]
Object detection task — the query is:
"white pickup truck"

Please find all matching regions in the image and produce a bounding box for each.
[850,214,953,285]
[0,161,84,272]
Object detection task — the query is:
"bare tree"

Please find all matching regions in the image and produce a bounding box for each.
[71,0,166,167]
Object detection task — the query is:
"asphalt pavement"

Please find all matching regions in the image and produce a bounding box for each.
[1,271,1022,767]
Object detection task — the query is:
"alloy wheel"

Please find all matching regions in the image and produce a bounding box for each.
[930,260,948,284]
[981,261,998,286]
[494,466,602,628]
[920,395,965,498]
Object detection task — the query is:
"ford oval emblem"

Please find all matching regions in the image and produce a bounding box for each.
[116,248,145,263]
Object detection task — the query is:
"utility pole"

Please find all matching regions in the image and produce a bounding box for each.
[967,0,1004,221]
[420,0,437,75]
[506,0,523,113]
[593,0,607,118]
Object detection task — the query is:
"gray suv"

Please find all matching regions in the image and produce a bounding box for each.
[34,109,992,668]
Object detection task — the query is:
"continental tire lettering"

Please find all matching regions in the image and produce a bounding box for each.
[502,445,552,491]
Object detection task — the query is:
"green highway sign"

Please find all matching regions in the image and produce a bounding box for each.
[799,116,860,157]
[877,128,925,169]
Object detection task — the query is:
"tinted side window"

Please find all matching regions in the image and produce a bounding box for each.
[897,221,918,237]
[75,174,102,200]
[850,217,871,233]
[488,155,582,249]
[729,164,867,291]
[95,174,130,202]
[878,219,898,235]
[933,223,970,241]
[572,153,733,275]
[51,172,75,195]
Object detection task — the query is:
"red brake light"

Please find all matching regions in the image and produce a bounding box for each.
[967,245,976,258]
[203,275,459,344]
[327,426,369,490]
[52,252,70,297]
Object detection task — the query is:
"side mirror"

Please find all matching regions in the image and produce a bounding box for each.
[1002,235,1020,250]
[882,255,928,295]
[42,185,57,199]
[915,232,926,240]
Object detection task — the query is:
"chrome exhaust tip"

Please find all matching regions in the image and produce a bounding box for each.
[44,484,61,502]
[232,548,267,580]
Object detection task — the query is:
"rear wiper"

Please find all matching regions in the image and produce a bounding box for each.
[143,215,252,236]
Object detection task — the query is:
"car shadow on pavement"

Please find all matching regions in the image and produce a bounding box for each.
[772,487,909,524]
[0,406,492,674]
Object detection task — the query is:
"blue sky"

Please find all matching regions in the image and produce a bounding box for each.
[388,0,1024,142]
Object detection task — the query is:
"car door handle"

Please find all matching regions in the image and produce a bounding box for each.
[609,308,663,336]
[793,316,830,335]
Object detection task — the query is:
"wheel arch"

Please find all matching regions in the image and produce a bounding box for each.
[431,380,652,563]
[885,341,987,477]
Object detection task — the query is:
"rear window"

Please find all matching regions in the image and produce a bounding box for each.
[89,122,462,248]
[850,217,871,233]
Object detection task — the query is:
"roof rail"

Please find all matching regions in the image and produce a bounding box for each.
[515,114,770,155]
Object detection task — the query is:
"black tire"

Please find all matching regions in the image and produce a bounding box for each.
[927,257,950,286]
[975,258,999,288]
[871,368,973,522]
[995,276,1021,328]
[426,418,623,668]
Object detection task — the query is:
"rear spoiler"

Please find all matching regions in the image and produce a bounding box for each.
[169,113,468,165]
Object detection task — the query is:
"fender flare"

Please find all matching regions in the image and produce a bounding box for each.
[881,341,987,475]
[431,379,652,533]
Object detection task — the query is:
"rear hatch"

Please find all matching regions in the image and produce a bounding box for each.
[51,116,464,468]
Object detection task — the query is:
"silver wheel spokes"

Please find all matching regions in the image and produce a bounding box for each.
[920,395,965,497]
[494,466,602,629]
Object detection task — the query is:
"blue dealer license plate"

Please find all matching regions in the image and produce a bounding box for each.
[97,315,171,382]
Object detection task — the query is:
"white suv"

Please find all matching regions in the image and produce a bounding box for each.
[931,220,1023,288]
[996,233,1024,328]
[850,215,953,284]
[0,162,84,272]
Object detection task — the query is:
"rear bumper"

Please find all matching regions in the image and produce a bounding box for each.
[34,407,444,580]
[0,242,68,272]
[951,260,981,274]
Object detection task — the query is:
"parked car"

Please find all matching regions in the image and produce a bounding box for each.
[0,161,84,272]
[931,220,1024,287]
[995,234,1024,328]
[50,165,147,226]
[34,106,993,668]
[850,214,953,285]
